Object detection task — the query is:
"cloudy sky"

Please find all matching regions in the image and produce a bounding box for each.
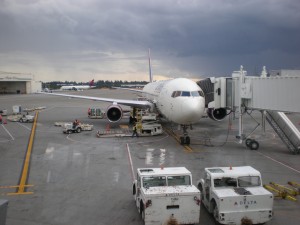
[0,0,299,82]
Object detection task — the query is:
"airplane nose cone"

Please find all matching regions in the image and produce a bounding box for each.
[178,97,205,124]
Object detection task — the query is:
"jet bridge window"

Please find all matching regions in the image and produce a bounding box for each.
[167,175,191,186]
[142,176,166,188]
[214,177,237,187]
[238,176,261,187]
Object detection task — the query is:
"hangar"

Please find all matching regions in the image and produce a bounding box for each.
[0,71,42,94]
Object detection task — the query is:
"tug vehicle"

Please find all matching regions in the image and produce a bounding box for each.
[19,115,34,123]
[133,167,200,225]
[62,123,93,134]
[197,166,273,225]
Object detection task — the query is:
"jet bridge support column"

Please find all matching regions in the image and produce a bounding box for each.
[231,66,260,149]
[237,66,246,144]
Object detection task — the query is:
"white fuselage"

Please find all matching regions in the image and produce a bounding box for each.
[60,85,93,91]
[142,78,205,125]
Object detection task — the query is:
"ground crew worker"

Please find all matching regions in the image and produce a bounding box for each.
[132,123,139,137]
[73,119,79,128]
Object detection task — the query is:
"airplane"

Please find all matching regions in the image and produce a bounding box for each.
[41,51,226,145]
[60,79,96,91]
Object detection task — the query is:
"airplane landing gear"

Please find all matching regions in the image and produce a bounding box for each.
[245,138,259,150]
[180,125,191,145]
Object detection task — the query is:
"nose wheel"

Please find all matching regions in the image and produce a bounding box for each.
[180,125,191,145]
[180,136,190,145]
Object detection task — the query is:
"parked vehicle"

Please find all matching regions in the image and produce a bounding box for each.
[19,115,34,123]
[133,167,200,225]
[197,166,273,224]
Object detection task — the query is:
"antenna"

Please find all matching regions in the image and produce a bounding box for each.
[148,48,153,83]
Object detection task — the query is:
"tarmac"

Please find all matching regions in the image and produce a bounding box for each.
[0,89,300,225]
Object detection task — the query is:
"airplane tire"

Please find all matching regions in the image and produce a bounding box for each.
[212,201,219,222]
[249,140,259,150]
[186,136,190,145]
[245,138,252,148]
[180,137,185,145]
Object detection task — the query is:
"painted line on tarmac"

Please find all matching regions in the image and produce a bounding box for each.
[9,112,38,195]
[256,151,300,174]
[1,124,15,141]
[163,127,193,153]
[126,143,135,182]
[17,122,32,131]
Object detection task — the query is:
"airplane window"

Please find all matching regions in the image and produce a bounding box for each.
[174,91,181,97]
[191,91,199,97]
[191,91,205,97]
[181,91,190,97]
[199,91,205,97]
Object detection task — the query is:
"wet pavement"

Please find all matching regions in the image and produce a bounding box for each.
[0,89,300,225]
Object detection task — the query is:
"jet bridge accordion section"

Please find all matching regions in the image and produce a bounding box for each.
[246,76,300,113]
[212,76,300,113]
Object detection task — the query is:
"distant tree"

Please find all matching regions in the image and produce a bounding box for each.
[43,80,148,89]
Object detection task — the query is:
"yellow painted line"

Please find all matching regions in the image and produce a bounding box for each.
[7,192,34,196]
[16,111,38,194]
[163,127,194,153]
[184,145,193,153]
[0,185,33,189]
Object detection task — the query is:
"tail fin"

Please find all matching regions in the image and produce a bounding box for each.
[148,48,153,83]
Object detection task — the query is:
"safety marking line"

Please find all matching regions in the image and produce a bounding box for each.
[9,112,39,195]
[119,124,129,129]
[184,146,193,153]
[256,151,300,174]
[0,185,33,189]
[126,143,135,182]
[163,127,194,153]
[1,124,15,141]
[1,185,34,196]
[7,191,33,196]
[17,122,32,131]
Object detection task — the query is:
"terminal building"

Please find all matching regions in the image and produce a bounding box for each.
[0,71,42,94]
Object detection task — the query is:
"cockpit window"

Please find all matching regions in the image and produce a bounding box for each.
[171,91,181,98]
[191,91,205,97]
[181,91,190,97]
[172,90,204,98]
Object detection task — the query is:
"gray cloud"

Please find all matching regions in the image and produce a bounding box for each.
[0,0,299,81]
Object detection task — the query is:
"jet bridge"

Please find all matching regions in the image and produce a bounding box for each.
[201,66,300,153]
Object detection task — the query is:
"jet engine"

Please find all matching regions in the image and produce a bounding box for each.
[106,105,123,123]
[207,108,227,121]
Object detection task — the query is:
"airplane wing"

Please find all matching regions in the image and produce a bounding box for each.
[112,86,145,93]
[41,92,153,109]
